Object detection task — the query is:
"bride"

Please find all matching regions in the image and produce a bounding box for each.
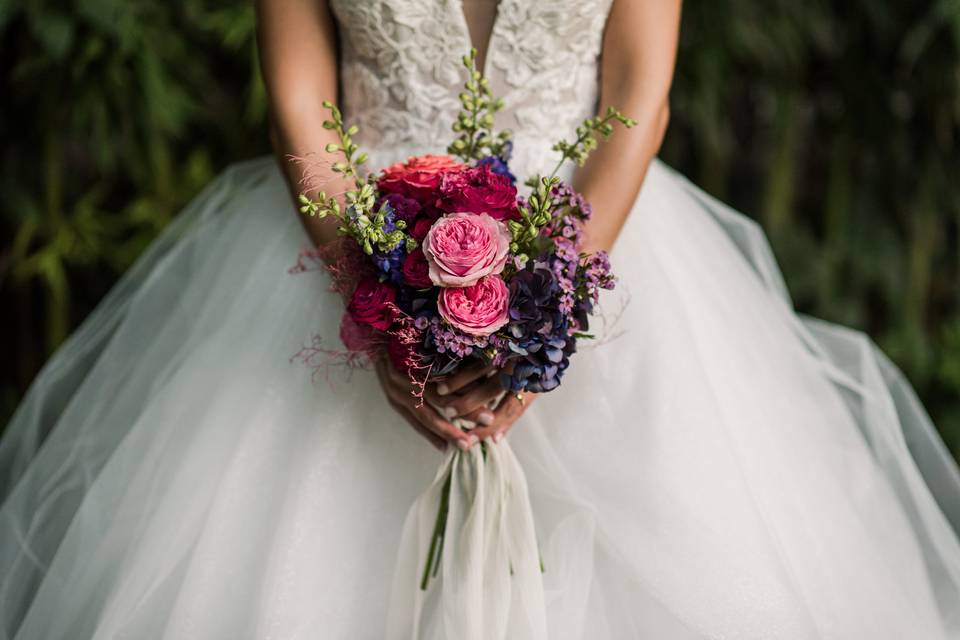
[2,0,959,637]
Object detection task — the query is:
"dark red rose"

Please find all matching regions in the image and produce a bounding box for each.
[402,247,434,289]
[436,165,519,221]
[377,155,466,204]
[347,278,397,331]
[387,334,417,376]
[410,217,435,241]
[380,192,421,223]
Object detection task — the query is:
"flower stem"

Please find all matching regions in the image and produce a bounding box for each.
[420,468,453,590]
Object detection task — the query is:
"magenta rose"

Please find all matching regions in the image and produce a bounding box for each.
[436,164,519,221]
[422,212,511,287]
[438,275,510,336]
[402,247,433,288]
[347,278,396,331]
[378,155,466,203]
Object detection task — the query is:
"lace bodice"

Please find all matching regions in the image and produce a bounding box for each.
[328,0,614,177]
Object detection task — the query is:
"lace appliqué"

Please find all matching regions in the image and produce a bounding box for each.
[329,0,614,178]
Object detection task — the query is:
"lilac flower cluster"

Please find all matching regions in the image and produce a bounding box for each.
[427,316,490,357]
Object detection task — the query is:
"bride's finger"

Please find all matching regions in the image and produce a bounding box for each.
[460,406,496,427]
[472,392,532,442]
[440,377,504,418]
[385,360,416,391]
[434,361,495,396]
[388,398,445,450]
[408,401,476,449]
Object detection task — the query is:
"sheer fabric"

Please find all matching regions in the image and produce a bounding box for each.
[2,0,960,638]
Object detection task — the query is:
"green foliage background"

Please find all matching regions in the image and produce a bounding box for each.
[1,1,958,458]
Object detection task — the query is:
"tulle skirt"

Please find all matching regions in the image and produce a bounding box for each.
[2,155,959,639]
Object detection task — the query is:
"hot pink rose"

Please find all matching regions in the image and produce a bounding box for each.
[438,275,510,336]
[401,247,433,289]
[422,212,511,287]
[436,164,519,221]
[347,278,396,331]
[378,155,466,203]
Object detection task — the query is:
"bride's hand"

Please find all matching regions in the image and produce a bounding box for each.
[375,359,476,451]
[427,362,501,426]
[469,389,535,443]
[428,363,535,442]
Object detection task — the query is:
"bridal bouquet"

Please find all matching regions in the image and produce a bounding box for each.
[298,51,633,398]
[296,50,633,618]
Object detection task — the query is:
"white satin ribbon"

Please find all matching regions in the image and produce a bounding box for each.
[386,440,547,639]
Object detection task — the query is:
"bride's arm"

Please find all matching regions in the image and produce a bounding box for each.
[257,0,471,450]
[575,0,682,254]
[256,0,349,248]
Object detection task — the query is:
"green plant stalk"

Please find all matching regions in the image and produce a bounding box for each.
[508,108,636,261]
[420,469,453,590]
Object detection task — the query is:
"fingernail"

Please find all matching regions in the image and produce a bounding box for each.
[437,383,450,396]
[442,406,457,420]
[457,438,470,450]
[493,432,504,443]
[467,435,478,448]
[478,410,495,426]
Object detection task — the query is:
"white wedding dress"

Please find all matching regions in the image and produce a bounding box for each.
[3,1,960,638]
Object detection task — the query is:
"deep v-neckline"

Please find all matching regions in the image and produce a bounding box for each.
[452,0,505,79]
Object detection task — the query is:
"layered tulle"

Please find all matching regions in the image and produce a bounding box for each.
[1,151,959,639]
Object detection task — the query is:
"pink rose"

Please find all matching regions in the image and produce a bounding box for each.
[438,275,510,336]
[402,247,433,288]
[436,165,519,221]
[422,212,511,287]
[378,155,466,203]
[347,278,396,331]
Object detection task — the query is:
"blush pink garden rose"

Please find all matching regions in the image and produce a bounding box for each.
[438,275,510,336]
[377,155,466,203]
[422,212,511,287]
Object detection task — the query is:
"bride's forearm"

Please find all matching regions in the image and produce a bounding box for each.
[256,0,348,249]
[573,0,681,255]
[573,98,670,254]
